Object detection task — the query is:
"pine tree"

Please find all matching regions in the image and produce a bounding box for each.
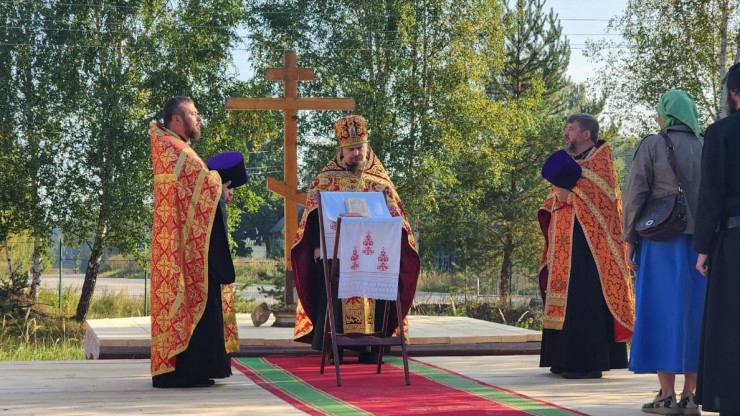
[482,0,570,305]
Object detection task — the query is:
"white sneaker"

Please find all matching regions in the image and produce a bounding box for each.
[642,392,681,415]
[678,392,700,415]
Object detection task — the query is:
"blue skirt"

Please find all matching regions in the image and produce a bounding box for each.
[629,234,707,374]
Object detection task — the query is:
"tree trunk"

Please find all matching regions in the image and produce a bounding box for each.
[499,234,512,306]
[5,238,13,290]
[73,221,106,322]
[719,0,731,119]
[29,236,42,300]
[498,177,518,306]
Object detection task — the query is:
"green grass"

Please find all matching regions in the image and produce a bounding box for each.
[1,286,151,361]
[35,286,148,318]
[37,287,85,317]
[0,338,85,360]
[0,306,86,361]
[88,290,147,318]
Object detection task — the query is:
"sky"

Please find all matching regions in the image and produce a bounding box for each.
[232,0,628,85]
[548,0,627,83]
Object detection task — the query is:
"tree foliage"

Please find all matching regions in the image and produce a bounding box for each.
[244,0,506,252]
[434,0,571,304]
[242,0,583,302]
[586,0,740,136]
[1,0,259,320]
[0,1,65,298]
[0,0,611,314]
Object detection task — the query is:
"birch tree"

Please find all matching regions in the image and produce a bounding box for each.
[0,0,62,298]
[40,0,250,321]
[586,0,740,134]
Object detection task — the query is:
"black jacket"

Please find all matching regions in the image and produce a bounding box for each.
[694,111,740,253]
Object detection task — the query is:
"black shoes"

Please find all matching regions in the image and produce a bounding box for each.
[561,371,602,379]
[152,378,215,388]
[358,351,381,364]
[191,379,215,387]
[546,366,601,379]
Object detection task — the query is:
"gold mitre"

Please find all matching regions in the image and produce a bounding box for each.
[334,115,368,148]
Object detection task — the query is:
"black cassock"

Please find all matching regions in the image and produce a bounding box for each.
[152,198,235,388]
[539,220,628,373]
[694,111,740,414]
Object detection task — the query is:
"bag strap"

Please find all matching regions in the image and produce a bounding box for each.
[659,132,684,194]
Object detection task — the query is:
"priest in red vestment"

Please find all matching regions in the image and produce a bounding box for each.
[538,113,635,379]
[291,115,420,363]
[149,96,239,387]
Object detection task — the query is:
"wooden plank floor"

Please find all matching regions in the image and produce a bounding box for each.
[0,360,304,415]
[0,356,661,415]
[44,315,667,415]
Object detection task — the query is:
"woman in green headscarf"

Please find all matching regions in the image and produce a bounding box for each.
[621,89,705,414]
[656,89,702,137]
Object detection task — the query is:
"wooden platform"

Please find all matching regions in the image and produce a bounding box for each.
[84,314,541,359]
[0,356,662,415]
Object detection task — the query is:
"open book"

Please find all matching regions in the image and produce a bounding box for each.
[344,197,370,217]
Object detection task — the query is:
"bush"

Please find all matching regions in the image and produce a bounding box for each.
[255,262,286,310]
[0,270,29,297]
[232,293,261,314]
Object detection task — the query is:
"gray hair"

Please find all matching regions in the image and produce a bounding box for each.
[566,113,599,143]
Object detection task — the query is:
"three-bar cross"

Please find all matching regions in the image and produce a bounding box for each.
[225,50,355,305]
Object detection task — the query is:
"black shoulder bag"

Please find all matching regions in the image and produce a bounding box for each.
[634,133,688,240]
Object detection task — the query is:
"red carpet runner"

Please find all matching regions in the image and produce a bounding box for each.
[234,356,587,415]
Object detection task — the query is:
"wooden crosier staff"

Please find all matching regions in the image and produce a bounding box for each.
[225,50,355,306]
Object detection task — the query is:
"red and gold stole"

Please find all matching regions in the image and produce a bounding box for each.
[149,122,239,376]
[537,141,634,342]
[291,151,420,342]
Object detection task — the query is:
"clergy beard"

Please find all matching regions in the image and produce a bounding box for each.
[730,99,739,114]
[183,117,201,140]
[346,159,367,174]
[564,141,577,154]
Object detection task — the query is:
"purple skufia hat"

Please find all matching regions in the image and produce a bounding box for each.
[207,151,248,188]
[541,150,582,190]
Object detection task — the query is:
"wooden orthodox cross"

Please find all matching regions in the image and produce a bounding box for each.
[225,50,355,306]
